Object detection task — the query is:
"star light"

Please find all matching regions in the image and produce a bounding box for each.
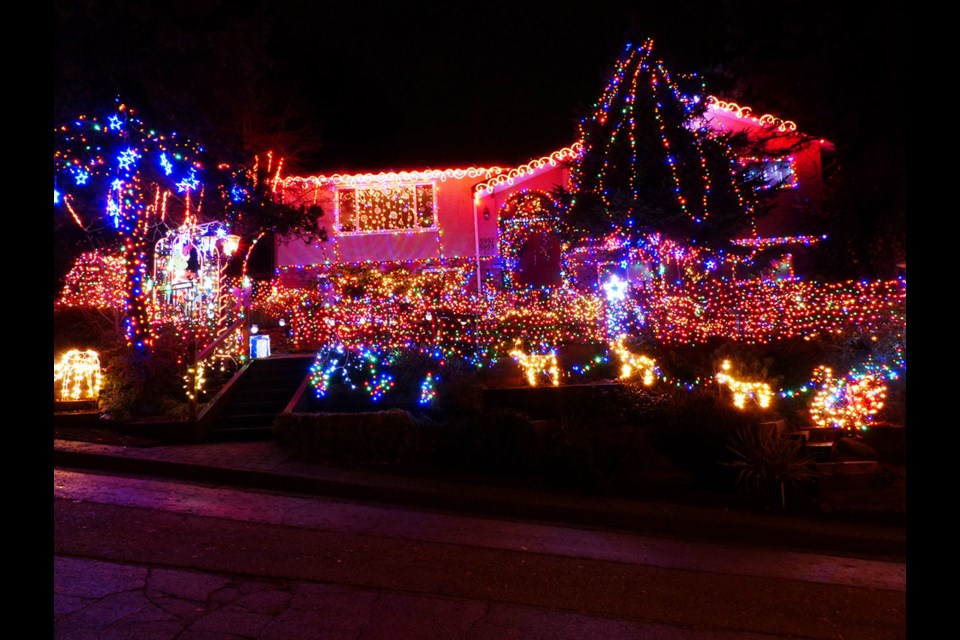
[176,167,200,193]
[118,148,140,171]
[602,274,628,302]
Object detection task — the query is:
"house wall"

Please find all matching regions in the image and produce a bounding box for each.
[703,101,829,237]
[274,172,487,274]
[274,103,829,277]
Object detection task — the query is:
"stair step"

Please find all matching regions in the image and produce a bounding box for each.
[206,356,312,441]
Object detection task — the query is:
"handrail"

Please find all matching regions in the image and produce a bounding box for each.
[197,317,245,362]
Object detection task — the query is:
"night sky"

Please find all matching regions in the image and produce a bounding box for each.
[264,2,736,171]
[55,1,903,251]
[56,1,841,172]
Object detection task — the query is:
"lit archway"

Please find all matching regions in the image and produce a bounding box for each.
[498,191,562,289]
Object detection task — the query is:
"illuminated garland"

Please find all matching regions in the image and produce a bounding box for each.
[278,166,503,192]
[473,144,583,196]
[705,96,798,133]
[731,234,827,248]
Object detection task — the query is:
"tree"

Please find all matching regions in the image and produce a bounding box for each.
[54,102,210,353]
[560,39,761,249]
[700,1,905,279]
[54,101,327,355]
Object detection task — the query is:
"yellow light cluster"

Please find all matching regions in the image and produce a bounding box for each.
[808,366,887,430]
[509,341,560,387]
[610,335,656,385]
[54,349,102,401]
[715,360,773,409]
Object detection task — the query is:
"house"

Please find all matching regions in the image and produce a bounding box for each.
[272,97,831,294]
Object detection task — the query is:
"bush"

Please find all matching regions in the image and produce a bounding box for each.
[430,409,542,478]
[274,409,422,464]
[726,424,818,510]
[98,331,188,420]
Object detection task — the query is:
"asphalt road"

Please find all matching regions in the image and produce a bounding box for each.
[54,468,907,639]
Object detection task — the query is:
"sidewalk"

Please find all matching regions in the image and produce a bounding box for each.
[53,434,906,560]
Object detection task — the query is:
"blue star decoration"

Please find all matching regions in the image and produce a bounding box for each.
[118,148,140,171]
[176,167,200,193]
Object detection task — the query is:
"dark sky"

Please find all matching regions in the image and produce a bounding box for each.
[55,1,899,177]
[267,2,731,171]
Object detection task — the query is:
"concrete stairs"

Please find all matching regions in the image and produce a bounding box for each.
[207,355,313,441]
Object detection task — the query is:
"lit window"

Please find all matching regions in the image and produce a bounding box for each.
[337,183,437,234]
[741,157,797,190]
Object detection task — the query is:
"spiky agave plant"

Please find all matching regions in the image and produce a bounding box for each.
[726,425,818,509]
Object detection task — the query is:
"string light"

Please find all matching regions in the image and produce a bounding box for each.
[610,335,657,385]
[715,359,773,409]
[509,340,560,387]
[54,350,102,401]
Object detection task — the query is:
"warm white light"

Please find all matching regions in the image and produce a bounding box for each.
[223,234,241,256]
[610,336,656,385]
[509,340,560,387]
[715,360,773,409]
[54,349,102,401]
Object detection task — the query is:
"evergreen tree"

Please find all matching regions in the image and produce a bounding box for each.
[562,39,760,248]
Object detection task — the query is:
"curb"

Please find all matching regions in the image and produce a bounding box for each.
[53,442,906,560]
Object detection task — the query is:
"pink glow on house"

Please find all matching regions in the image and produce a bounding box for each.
[273,98,829,289]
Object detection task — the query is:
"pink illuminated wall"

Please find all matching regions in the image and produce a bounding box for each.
[273,100,827,274]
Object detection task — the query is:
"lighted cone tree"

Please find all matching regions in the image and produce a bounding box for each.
[562,39,760,248]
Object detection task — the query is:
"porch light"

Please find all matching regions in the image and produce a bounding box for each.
[222,234,241,256]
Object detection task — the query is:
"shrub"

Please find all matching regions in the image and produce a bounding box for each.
[98,331,188,420]
[274,409,422,464]
[439,408,544,478]
[726,424,818,510]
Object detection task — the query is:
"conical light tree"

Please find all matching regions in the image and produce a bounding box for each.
[563,39,759,247]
